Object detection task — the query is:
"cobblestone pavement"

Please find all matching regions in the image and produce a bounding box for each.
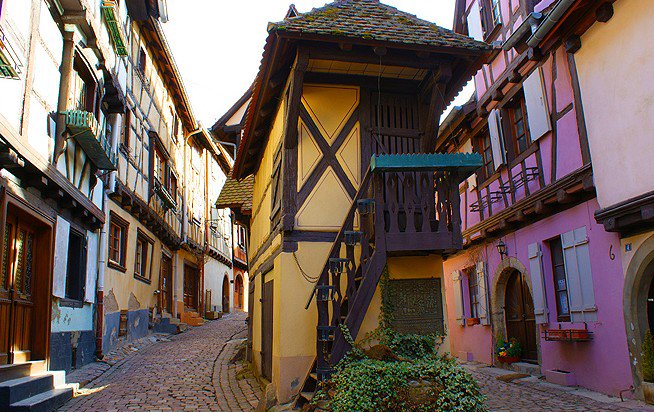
[464,362,654,412]
[59,311,262,411]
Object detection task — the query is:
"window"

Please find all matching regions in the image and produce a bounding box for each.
[122,110,132,148]
[480,0,502,38]
[505,92,530,159]
[466,267,480,319]
[169,172,177,200]
[65,229,87,301]
[138,47,146,76]
[134,230,152,282]
[549,236,571,322]
[71,56,97,114]
[237,225,247,249]
[475,130,494,181]
[108,213,128,271]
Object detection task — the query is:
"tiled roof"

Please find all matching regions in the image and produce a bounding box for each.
[271,0,490,51]
[216,175,254,213]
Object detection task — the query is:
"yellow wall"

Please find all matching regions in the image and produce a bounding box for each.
[575,0,654,208]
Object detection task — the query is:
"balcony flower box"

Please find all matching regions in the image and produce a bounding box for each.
[466,317,480,326]
[154,180,176,211]
[543,328,592,342]
[63,110,116,170]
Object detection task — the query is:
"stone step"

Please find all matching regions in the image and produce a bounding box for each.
[9,387,73,412]
[0,375,54,407]
[508,362,542,376]
[0,362,47,384]
[186,317,205,327]
[177,323,189,333]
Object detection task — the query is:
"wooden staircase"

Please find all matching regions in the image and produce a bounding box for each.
[181,310,205,327]
[294,153,481,409]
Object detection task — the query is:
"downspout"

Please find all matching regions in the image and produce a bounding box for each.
[95,112,122,359]
[54,28,75,163]
[526,0,576,48]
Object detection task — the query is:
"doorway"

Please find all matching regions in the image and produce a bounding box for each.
[159,255,173,314]
[183,264,199,311]
[234,274,243,310]
[505,269,538,362]
[222,274,230,313]
[0,202,53,365]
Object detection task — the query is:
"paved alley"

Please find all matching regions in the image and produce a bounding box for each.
[464,363,653,412]
[59,312,261,412]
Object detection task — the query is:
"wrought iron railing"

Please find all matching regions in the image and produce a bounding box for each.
[63,110,117,170]
[0,24,22,79]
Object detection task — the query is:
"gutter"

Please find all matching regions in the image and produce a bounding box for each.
[503,12,543,51]
[526,0,576,48]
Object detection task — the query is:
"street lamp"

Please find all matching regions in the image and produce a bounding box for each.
[497,239,508,260]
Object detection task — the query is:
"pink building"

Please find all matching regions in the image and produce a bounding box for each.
[439,0,631,396]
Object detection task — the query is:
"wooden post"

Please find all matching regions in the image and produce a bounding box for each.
[54,29,76,163]
[281,50,309,233]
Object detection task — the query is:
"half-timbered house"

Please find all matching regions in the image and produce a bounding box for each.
[230,0,491,404]
[439,0,630,397]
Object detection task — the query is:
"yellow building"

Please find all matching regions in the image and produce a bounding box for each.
[229,0,490,404]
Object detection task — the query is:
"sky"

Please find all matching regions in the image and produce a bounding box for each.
[163,0,471,128]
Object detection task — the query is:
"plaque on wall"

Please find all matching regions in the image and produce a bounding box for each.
[387,278,444,335]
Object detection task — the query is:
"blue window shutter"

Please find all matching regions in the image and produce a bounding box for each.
[562,227,597,322]
[476,262,490,325]
[528,242,549,324]
[488,109,505,170]
[452,270,465,326]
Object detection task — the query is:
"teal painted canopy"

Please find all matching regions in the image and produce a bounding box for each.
[370,153,483,175]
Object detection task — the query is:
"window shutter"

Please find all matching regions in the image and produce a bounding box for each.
[488,109,505,170]
[562,227,597,322]
[467,1,484,41]
[528,242,549,324]
[523,67,551,141]
[452,271,465,326]
[476,262,490,325]
[467,173,477,190]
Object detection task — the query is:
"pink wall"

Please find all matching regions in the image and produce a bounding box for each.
[444,200,632,396]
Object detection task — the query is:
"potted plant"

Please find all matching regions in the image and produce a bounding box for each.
[496,337,522,364]
[642,330,654,404]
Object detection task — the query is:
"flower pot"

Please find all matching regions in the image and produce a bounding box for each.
[570,329,590,340]
[497,355,520,364]
[466,318,480,326]
[643,381,654,405]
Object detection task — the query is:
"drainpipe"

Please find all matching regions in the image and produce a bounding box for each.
[94,112,122,359]
[54,28,75,162]
[526,0,576,48]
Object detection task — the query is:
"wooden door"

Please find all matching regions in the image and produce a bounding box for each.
[0,213,39,364]
[505,269,538,362]
[222,275,230,313]
[159,255,172,314]
[234,275,243,310]
[261,279,274,380]
[183,265,199,311]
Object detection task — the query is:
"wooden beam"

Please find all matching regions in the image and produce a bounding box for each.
[422,73,447,152]
[306,44,441,69]
[565,35,582,54]
[596,2,614,23]
[281,50,309,232]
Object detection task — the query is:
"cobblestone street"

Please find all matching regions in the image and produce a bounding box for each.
[464,363,653,412]
[59,312,262,412]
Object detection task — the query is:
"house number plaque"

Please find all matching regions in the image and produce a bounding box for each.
[387,278,444,335]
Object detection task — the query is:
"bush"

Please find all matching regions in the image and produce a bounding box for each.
[319,356,486,412]
[643,330,654,382]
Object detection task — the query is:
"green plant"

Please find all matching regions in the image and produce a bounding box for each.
[495,337,522,358]
[643,330,654,382]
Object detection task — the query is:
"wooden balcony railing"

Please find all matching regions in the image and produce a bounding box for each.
[63,110,116,170]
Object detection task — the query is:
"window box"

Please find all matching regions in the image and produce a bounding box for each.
[0,24,22,79]
[466,317,481,326]
[154,179,177,210]
[543,328,593,342]
[63,110,117,170]
[101,1,128,56]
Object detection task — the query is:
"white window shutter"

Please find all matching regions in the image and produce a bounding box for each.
[476,262,490,325]
[452,271,465,326]
[488,109,505,170]
[562,227,597,322]
[528,242,549,324]
[468,173,477,190]
[523,67,551,141]
[467,1,484,41]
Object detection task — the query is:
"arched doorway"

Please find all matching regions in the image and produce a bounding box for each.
[234,274,243,310]
[505,269,538,362]
[222,275,230,313]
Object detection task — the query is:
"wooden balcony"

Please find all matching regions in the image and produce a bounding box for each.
[63,110,116,170]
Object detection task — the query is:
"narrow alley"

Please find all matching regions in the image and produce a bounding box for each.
[59,313,261,412]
